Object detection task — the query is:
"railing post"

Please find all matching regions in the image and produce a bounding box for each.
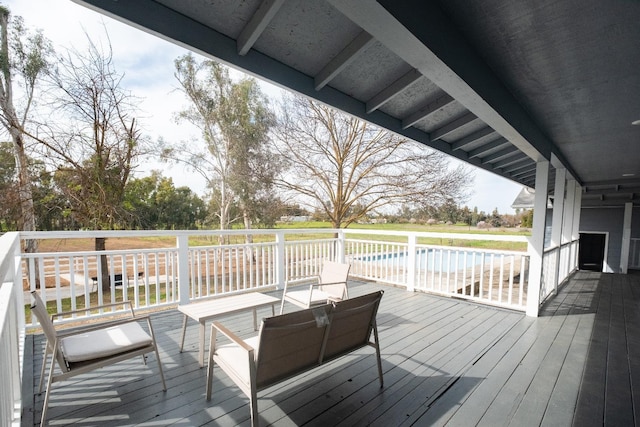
[406,234,416,292]
[176,234,191,305]
[336,229,346,263]
[275,231,286,289]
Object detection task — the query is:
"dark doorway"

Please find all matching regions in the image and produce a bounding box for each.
[579,233,606,271]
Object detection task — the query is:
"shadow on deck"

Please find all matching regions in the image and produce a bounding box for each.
[20,271,640,426]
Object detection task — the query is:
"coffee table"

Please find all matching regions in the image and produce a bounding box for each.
[178,292,280,367]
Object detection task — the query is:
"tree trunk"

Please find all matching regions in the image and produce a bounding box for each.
[243,209,253,244]
[11,128,40,284]
[96,237,109,292]
[1,11,39,282]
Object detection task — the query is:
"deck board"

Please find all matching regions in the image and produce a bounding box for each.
[21,271,640,426]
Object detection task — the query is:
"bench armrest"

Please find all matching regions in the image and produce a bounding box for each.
[211,321,255,352]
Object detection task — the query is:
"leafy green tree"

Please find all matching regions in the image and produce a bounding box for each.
[489,207,502,227]
[439,199,459,224]
[124,171,206,230]
[521,209,534,228]
[122,173,158,228]
[459,206,472,227]
[0,140,19,231]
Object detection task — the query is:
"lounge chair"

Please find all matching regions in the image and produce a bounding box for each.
[30,290,166,425]
[280,260,350,314]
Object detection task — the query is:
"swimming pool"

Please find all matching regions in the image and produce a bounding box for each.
[359,248,485,273]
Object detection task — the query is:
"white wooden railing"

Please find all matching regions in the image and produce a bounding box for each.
[0,232,23,426]
[343,230,530,311]
[0,227,553,424]
[540,239,579,304]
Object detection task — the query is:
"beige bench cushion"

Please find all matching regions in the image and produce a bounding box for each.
[214,336,260,383]
[61,322,152,362]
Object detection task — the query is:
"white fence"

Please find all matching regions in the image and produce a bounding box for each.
[0,232,23,427]
[344,230,530,310]
[540,239,579,304]
[16,229,533,328]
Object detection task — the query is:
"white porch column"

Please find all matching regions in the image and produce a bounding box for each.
[562,179,577,278]
[550,167,566,294]
[526,160,550,317]
[620,202,633,274]
[572,184,583,269]
[563,179,577,245]
[550,168,566,247]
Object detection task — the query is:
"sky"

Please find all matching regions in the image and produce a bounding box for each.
[4,0,523,214]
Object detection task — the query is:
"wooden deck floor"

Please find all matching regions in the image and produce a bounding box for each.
[21,271,640,426]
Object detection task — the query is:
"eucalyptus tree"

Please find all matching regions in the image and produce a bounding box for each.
[275,95,473,229]
[167,53,276,242]
[0,6,52,254]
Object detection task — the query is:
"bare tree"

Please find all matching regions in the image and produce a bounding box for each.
[26,34,147,291]
[0,7,52,257]
[275,95,473,228]
[167,54,276,242]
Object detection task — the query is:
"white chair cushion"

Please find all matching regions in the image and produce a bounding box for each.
[61,322,153,362]
[286,289,330,305]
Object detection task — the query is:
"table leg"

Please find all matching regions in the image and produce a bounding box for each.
[271,303,275,316]
[253,308,258,331]
[199,320,206,368]
[179,315,188,352]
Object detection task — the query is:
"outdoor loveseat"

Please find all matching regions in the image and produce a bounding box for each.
[206,291,384,426]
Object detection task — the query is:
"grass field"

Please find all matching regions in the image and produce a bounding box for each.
[35,222,531,253]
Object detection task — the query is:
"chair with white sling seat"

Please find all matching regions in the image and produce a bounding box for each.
[30,290,166,426]
[280,260,350,314]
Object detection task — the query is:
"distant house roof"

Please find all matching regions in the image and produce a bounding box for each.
[511,187,553,209]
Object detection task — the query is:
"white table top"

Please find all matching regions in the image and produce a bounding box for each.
[178,292,280,322]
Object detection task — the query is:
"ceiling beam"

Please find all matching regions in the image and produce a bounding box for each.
[582,178,640,188]
[450,127,496,151]
[314,31,374,91]
[504,159,536,174]
[237,0,285,55]
[583,186,640,195]
[401,94,455,129]
[490,153,530,169]
[366,68,422,113]
[481,146,519,164]
[466,137,509,159]
[510,165,537,178]
[431,112,478,141]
